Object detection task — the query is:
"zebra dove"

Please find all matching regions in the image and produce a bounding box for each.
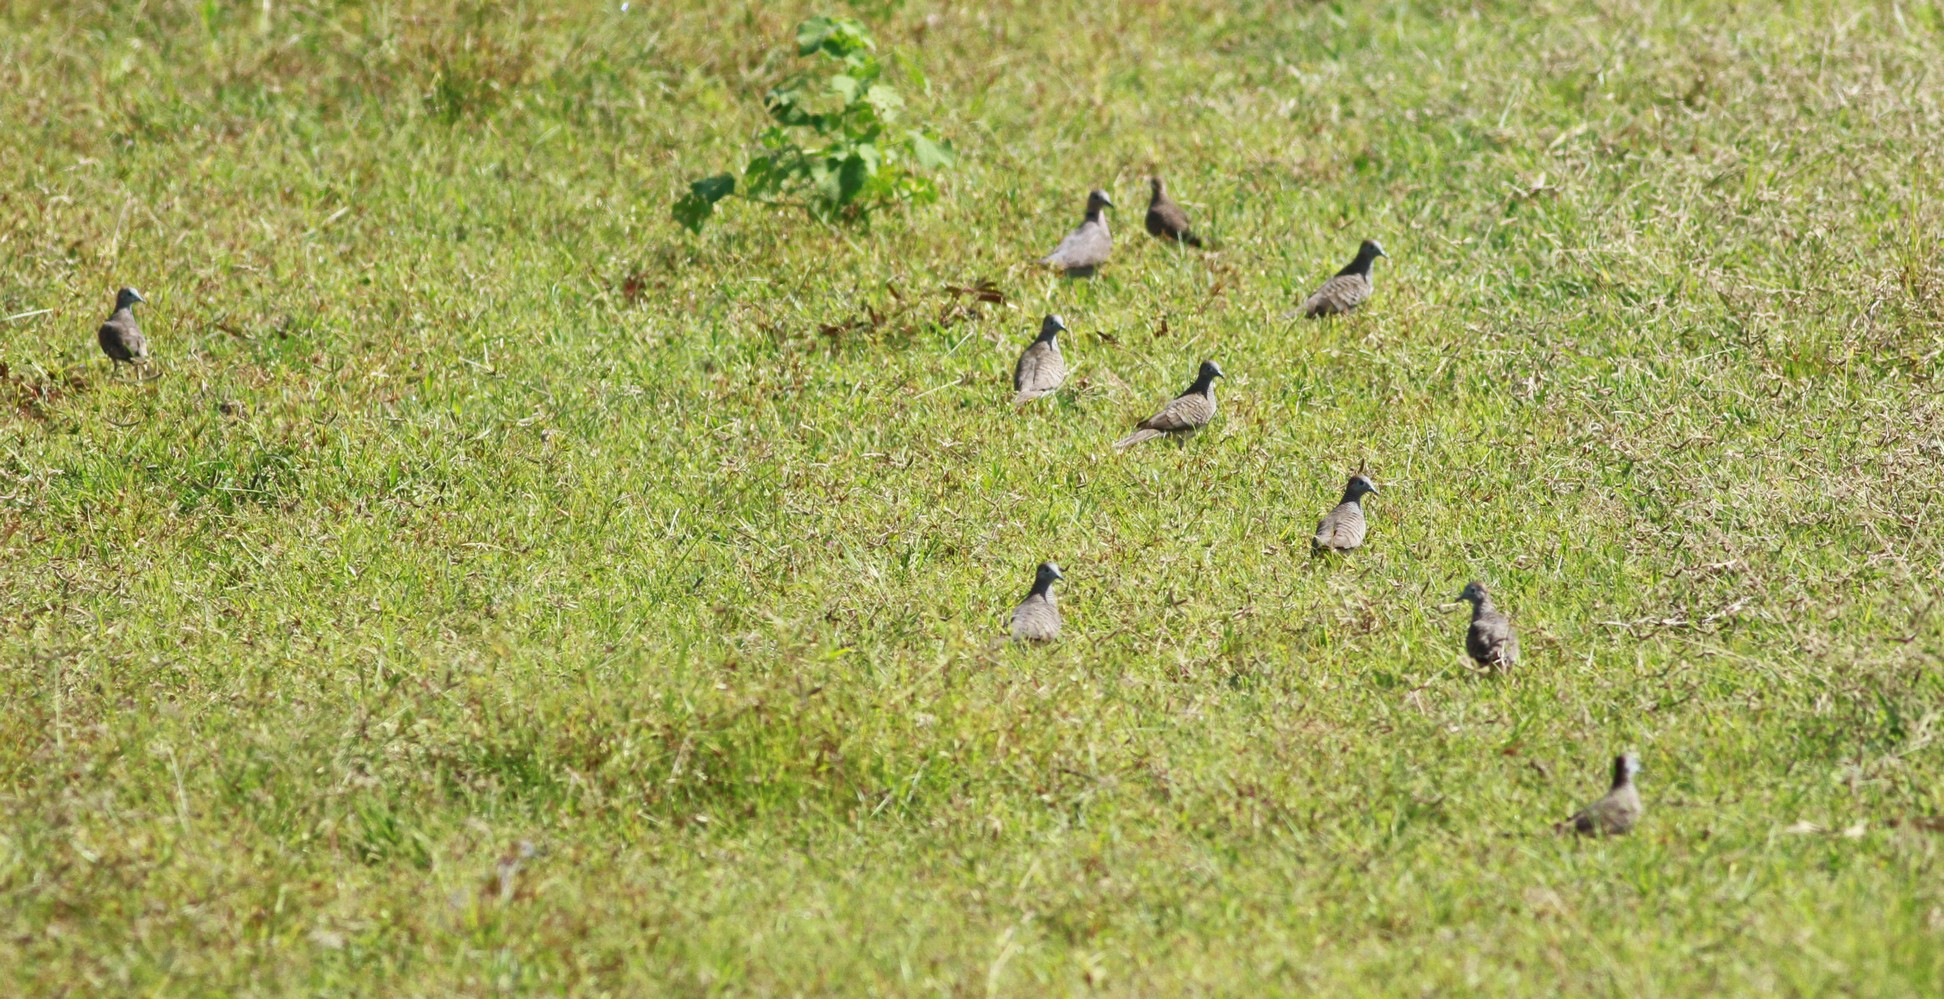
[1298,240,1387,317]
[1113,360,1221,450]
[1562,754,1643,836]
[1455,581,1519,669]
[1010,562,1064,643]
[1040,189,1114,277]
[1312,472,1378,552]
[1144,177,1202,248]
[97,287,149,376]
[1013,314,1068,405]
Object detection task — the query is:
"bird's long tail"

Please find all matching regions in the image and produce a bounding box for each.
[1114,428,1162,450]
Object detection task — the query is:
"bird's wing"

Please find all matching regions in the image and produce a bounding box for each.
[99,317,145,360]
[1013,344,1043,391]
[1479,614,1516,663]
[1018,340,1065,390]
[1316,503,1361,546]
[1046,221,1109,268]
[1010,596,1059,640]
[1042,225,1086,266]
[1138,392,1211,432]
[1143,200,1189,237]
[1307,274,1371,316]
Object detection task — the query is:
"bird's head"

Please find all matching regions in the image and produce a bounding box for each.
[1086,189,1114,212]
[1199,360,1224,382]
[1040,314,1067,339]
[1035,562,1065,587]
[1456,581,1489,605]
[1148,176,1165,196]
[116,287,147,310]
[1614,754,1642,786]
[1360,239,1388,261]
[1346,473,1378,499]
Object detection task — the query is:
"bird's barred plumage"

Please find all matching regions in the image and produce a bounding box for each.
[1013,315,1068,405]
[1313,473,1378,551]
[1300,240,1387,317]
[1114,361,1222,449]
[1010,562,1064,643]
[1041,189,1114,277]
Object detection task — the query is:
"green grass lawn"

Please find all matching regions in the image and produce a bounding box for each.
[4,0,1943,994]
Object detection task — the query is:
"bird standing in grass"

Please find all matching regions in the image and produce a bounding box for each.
[1114,360,1222,450]
[1313,471,1379,552]
[1012,314,1068,406]
[1040,189,1114,277]
[97,287,149,377]
[1010,562,1064,643]
[1561,754,1643,836]
[1454,581,1519,669]
[1296,240,1387,317]
[1143,177,1203,248]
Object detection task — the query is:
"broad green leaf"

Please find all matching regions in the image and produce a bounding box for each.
[671,173,734,233]
[836,153,871,205]
[796,15,874,62]
[810,157,841,204]
[864,84,903,121]
[852,142,882,177]
[742,156,778,197]
[909,132,955,170]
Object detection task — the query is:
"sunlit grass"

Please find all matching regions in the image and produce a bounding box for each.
[2,0,1942,994]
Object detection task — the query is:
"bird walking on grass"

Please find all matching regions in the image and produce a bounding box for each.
[1313,471,1379,552]
[1295,240,1387,318]
[1144,177,1203,248]
[1454,581,1519,670]
[1013,314,1068,405]
[1560,754,1643,836]
[97,287,149,377]
[1040,189,1114,277]
[1010,562,1064,643]
[1114,360,1222,450]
